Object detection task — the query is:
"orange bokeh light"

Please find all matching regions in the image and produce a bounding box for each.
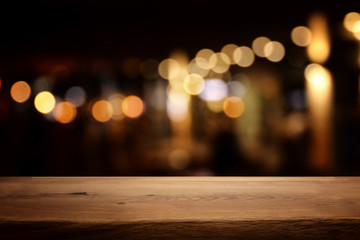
[223,96,245,118]
[122,95,144,118]
[10,81,31,103]
[54,101,77,124]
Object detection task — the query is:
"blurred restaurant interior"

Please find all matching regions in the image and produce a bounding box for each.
[1,1,360,176]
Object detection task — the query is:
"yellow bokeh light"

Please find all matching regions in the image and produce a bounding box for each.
[183,74,205,95]
[252,36,271,57]
[233,46,255,67]
[221,43,238,64]
[188,59,209,77]
[209,52,230,73]
[344,12,360,32]
[158,58,180,80]
[355,31,360,40]
[34,91,56,114]
[109,93,125,120]
[10,81,31,103]
[307,13,330,64]
[223,96,245,118]
[264,41,286,62]
[304,63,331,89]
[166,87,189,122]
[291,26,312,47]
[91,99,113,122]
[122,95,144,118]
[54,101,76,124]
[195,48,216,70]
[207,100,224,113]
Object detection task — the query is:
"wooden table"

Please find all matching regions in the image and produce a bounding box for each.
[0,177,360,239]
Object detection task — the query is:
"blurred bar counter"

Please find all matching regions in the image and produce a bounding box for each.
[0,177,360,239]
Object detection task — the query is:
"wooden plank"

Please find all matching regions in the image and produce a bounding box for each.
[0,177,360,239]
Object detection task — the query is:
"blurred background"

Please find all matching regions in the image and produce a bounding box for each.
[1,1,360,176]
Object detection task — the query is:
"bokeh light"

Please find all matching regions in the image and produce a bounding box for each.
[307,12,330,63]
[233,46,255,67]
[168,149,190,170]
[65,86,86,107]
[264,41,286,62]
[252,36,271,57]
[108,93,125,120]
[34,91,56,114]
[183,74,205,95]
[199,79,228,101]
[207,100,224,113]
[195,48,216,70]
[210,52,230,73]
[188,59,209,77]
[91,99,113,122]
[122,95,144,118]
[291,26,312,47]
[158,58,180,80]
[167,88,189,122]
[221,43,238,64]
[54,101,77,124]
[10,81,31,103]
[304,63,331,89]
[223,96,245,118]
[343,12,360,33]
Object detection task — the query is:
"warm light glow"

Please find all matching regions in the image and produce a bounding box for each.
[122,95,144,118]
[199,79,228,101]
[158,58,180,80]
[91,99,113,122]
[221,43,238,64]
[307,13,330,63]
[233,46,255,67]
[223,96,245,118]
[304,63,331,89]
[252,36,271,57]
[10,81,31,103]
[34,91,56,114]
[183,74,205,95]
[207,100,224,113]
[209,52,230,73]
[354,31,360,40]
[291,26,312,47]
[167,89,189,122]
[264,41,286,62]
[54,101,76,124]
[344,12,360,32]
[188,59,209,77]
[108,93,125,120]
[65,86,86,107]
[168,149,190,170]
[305,63,333,172]
[195,49,216,70]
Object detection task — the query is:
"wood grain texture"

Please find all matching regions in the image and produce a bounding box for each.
[0,177,360,239]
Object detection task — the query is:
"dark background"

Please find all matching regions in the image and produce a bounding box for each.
[0,0,360,176]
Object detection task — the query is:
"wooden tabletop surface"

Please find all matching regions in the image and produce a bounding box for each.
[1,177,360,239]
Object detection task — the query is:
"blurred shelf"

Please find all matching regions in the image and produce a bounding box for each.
[0,177,360,239]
